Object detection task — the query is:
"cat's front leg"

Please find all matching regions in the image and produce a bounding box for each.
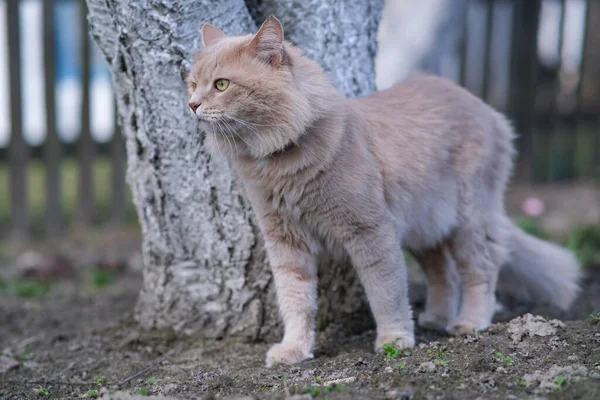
[342,220,415,352]
[264,238,319,367]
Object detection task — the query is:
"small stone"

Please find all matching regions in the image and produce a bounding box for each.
[323,377,356,385]
[384,366,393,373]
[567,355,579,361]
[496,367,507,374]
[507,314,559,343]
[418,343,427,349]
[417,362,436,373]
[448,338,455,343]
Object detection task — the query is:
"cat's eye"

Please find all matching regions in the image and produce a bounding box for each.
[190,82,197,91]
[215,79,230,91]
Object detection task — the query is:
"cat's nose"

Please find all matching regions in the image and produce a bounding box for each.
[189,101,201,114]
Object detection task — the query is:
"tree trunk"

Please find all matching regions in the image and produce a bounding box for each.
[86,0,382,340]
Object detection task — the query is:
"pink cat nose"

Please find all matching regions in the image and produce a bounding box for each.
[189,101,201,113]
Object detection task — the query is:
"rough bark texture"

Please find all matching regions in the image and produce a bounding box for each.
[86,0,382,340]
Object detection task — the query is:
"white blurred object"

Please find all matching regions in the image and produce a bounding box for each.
[20,0,46,146]
[538,0,586,73]
[56,77,81,143]
[376,0,448,90]
[91,72,115,143]
[0,0,9,147]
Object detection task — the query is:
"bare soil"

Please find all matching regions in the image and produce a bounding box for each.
[1,263,599,400]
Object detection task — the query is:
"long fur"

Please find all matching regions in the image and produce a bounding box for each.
[188,16,581,368]
[499,221,580,310]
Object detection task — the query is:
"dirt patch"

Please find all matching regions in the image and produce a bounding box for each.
[1,265,599,400]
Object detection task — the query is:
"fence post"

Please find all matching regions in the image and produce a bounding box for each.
[7,0,29,238]
[44,0,62,235]
[510,0,541,182]
[79,0,95,225]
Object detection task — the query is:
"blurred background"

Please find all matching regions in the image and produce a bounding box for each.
[0,0,598,244]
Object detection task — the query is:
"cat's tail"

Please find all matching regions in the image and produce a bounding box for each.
[499,221,581,310]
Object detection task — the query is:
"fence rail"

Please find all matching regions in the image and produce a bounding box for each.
[1,0,599,239]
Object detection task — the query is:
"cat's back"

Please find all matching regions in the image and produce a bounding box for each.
[356,72,492,126]
[351,72,515,203]
[354,72,513,169]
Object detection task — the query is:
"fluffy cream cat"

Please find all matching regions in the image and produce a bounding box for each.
[187,16,580,367]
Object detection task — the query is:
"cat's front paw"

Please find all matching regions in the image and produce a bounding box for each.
[375,331,415,353]
[265,342,313,367]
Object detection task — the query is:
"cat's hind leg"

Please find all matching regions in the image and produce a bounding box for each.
[446,216,506,335]
[413,243,461,331]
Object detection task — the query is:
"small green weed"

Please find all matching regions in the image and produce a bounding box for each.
[433,358,449,367]
[14,279,48,298]
[86,389,99,398]
[35,387,49,396]
[138,387,150,396]
[95,377,107,386]
[383,343,400,359]
[303,386,322,396]
[382,343,411,360]
[394,360,407,370]
[553,376,568,391]
[303,384,343,396]
[517,379,526,388]
[495,351,514,366]
[146,377,158,385]
[326,384,344,393]
[259,386,271,392]
[0,278,6,291]
[427,347,449,366]
[91,269,115,288]
[588,312,600,325]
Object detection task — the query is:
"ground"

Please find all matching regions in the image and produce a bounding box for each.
[1,252,599,399]
[1,185,600,400]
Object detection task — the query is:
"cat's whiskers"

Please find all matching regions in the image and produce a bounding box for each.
[220,120,241,156]
[215,120,237,156]
[221,119,262,154]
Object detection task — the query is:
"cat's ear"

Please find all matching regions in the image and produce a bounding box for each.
[247,15,284,68]
[202,23,227,47]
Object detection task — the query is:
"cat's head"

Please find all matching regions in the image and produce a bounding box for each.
[187,16,330,159]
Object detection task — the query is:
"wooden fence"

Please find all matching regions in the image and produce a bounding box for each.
[1,0,599,239]
[1,0,127,239]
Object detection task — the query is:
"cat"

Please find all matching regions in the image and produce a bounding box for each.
[187,15,581,367]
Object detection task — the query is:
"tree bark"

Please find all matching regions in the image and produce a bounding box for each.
[86,0,382,340]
